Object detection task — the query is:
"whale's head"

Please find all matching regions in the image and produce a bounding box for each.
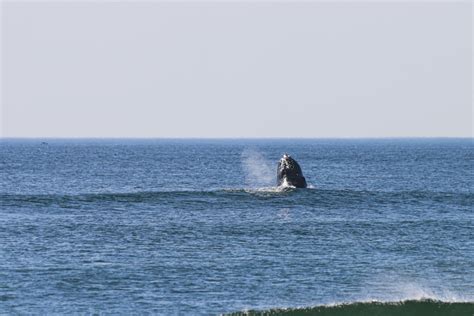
[277,154,307,188]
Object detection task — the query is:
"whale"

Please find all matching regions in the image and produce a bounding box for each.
[277,154,307,188]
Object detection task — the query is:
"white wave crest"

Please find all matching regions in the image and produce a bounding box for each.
[355,275,473,303]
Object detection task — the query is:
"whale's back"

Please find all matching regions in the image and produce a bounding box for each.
[277,155,307,188]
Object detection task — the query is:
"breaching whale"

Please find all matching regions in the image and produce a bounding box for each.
[277,154,307,188]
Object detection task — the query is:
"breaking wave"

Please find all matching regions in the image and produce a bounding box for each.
[227,280,474,315]
[226,299,474,316]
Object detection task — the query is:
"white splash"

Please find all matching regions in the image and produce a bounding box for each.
[280,177,296,189]
[355,274,473,303]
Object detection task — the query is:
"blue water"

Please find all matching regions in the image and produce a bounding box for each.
[1,139,473,314]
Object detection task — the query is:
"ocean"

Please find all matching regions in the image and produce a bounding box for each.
[1,139,473,315]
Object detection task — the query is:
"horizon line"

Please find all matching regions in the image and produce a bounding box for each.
[1,136,472,140]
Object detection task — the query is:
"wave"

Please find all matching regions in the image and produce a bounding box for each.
[1,188,472,208]
[226,299,474,316]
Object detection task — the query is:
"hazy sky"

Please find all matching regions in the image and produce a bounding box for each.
[1,1,472,138]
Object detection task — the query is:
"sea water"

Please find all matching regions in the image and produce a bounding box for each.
[1,139,473,315]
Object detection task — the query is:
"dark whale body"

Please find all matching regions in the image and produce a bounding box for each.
[277,154,307,188]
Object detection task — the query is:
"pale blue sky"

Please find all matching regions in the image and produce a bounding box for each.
[1,1,472,138]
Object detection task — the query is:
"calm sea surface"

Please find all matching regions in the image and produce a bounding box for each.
[1,139,473,315]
